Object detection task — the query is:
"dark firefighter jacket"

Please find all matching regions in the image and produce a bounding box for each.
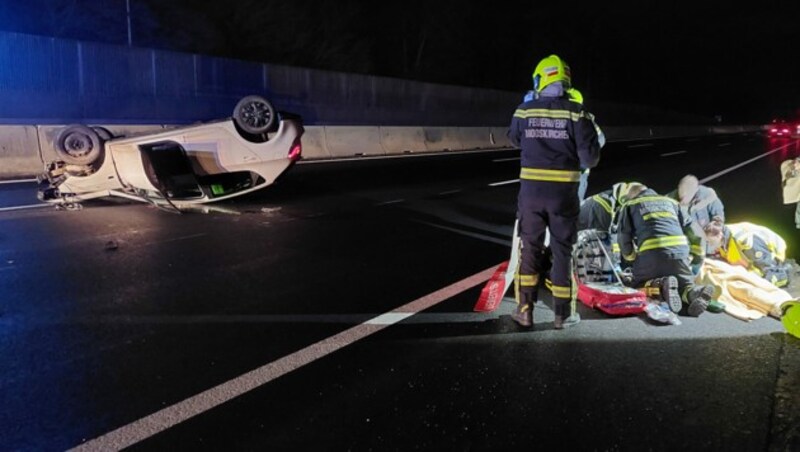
[508,96,602,184]
[578,189,615,232]
[617,188,701,263]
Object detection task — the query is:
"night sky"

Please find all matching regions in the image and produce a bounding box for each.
[2,0,799,122]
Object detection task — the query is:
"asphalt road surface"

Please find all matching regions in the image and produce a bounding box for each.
[1,132,799,451]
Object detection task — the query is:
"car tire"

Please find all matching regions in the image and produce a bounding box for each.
[233,95,276,135]
[55,124,104,165]
[92,126,114,141]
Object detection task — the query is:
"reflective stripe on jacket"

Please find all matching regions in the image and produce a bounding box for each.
[578,189,615,232]
[616,189,692,261]
[507,96,602,179]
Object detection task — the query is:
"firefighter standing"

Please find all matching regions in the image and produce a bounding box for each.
[616,183,715,316]
[508,54,603,329]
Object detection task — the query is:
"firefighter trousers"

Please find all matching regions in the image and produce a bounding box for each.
[629,252,695,303]
[516,182,579,317]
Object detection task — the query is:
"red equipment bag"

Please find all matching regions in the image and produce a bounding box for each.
[573,229,647,316]
[577,281,648,316]
[474,261,511,312]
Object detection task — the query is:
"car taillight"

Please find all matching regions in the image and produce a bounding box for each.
[288,136,302,161]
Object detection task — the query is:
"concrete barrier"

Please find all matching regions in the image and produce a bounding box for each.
[422,127,463,152]
[0,122,765,179]
[323,126,386,158]
[379,126,428,155]
[0,125,40,177]
[489,127,513,148]
[603,126,653,141]
[300,126,330,160]
[454,127,493,150]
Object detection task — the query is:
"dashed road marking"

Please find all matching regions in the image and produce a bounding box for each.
[660,150,687,157]
[489,179,519,187]
[68,265,498,451]
[0,204,49,212]
[700,141,795,184]
[0,178,36,184]
[377,199,405,206]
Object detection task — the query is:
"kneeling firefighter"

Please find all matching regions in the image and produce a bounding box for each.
[616,183,715,316]
[507,54,604,329]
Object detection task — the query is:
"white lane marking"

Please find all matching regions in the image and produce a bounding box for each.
[700,141,794,184]
[0,204,50,212]
[438,189,462,196]
[0,178,36,184]
[366,312,415,325]
[660,150,687,157]
[627,143,653,148]
[489,179,520,187]
[69,265,498,451]
[718,142,731,147]
[416,220,512,247]
[492,157,520,162]
[377,199,405,206]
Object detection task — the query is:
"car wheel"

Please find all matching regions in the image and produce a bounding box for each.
[92,126,114,141]
[233,95,276,135]
[55,124,104,165]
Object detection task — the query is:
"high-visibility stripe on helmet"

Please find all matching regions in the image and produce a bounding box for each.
[639,235,688,252]
[520,167,581,182]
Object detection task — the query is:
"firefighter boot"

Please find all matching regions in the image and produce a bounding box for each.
[553,300,570,330]
[644,276,682,313]
[686,284,714,317]
[511,292,534,328]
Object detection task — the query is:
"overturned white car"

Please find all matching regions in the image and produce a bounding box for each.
[38,95,303,208]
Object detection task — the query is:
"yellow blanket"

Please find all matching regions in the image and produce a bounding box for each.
[698,258,795,321]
